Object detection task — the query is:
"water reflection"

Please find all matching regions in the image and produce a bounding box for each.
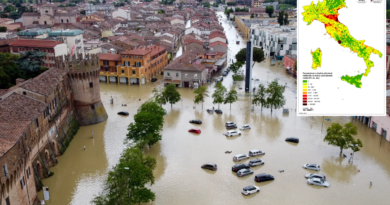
[322,156,358,183]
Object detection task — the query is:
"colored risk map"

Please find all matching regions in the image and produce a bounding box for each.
[302,0,382,88]
[297,0,386,116]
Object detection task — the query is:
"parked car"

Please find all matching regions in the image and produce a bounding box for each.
[222,71,228,76]
[226,68,230,72]
[302,164,321,171]
[239,124,251,130]
[304,173,326,181]
[254,173,274,182]
[232,163,250,172]
[249,149,265,157]
[201,163,217,171]
[285,137,299,143]
[189,119,202,124]
[151,78,158,82]
[237,169,254,177]
[249,159,264,167]
[215,109,223,114]
[242,185,260,196]
[307,178,330,187]
[206,109,214,114]
[226,124,237,129]
[226,122,236,126]
[188,129,201,134]
[224,130,241,137]
[233,154,249,161]
[117,111,129,116]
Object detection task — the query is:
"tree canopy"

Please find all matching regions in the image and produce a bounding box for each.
[252,84,267,110]
[212,82,226,109]
[264,79,285,112]
[265,6,274,17]
[224,88,238,110]
[229,61,243,76]
[324,123,362,155]
[16,50,47,76]
[162,84,181,108]
[194,86,209,109]
[235,47,264,64]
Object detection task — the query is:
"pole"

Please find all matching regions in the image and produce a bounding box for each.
[320,116,324,136]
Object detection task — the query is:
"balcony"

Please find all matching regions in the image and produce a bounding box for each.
[76,46,82,50]
[164,76,171,80]
[75,39,81,43]
[100,65,117,73]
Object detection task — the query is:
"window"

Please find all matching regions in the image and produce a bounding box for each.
[211,55,215,58]
[91,104,95,110]
[26,166,31,179]
[89,82,93,88]
[148,66,150,70]
[44,21,47,25]
[61,19,63,23]
[185,73,188,78]
[53,97,57,110]
[194,74,198,79]
[121,70,124,73]
[20,176,25,189]
[132,70,136,74]
[103,60,109,65]
[3,164,9,179]
[67,19,69,23]
[176,73,179,77]
[23,91,26,95]
[140,56,142,59]
[35,118,39,129]
[145,68,147,72]
[167,72,170,76]
[148,59,150,63]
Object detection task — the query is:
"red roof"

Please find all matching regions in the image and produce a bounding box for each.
[9,39,63,48]
[209,33,226,40]
[121,49,151,56]
[209,41,227,48]
[99,53,122,61]
[184,38,204,45]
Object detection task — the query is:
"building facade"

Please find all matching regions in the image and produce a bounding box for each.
[85,4,115,16]
[48,29,84,58]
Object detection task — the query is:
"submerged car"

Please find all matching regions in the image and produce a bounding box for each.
[239,124,251,130]
[304,173,326,181]
[215,109,223,114]
[201,163,217,171]
[236,169,254,177]
[307,178,329,187]
[151,78,158,82]
[224,130,241,137]
[188,129,201,134]
[248,159,264,167]
[222,71,228,76]
[189,119,202,124]
[233,154,249,162]
[117,111,129,116]
[302,164,321,171]
[242,185,260,196]
[226,124,237,129]
[232,163,250,172]
[206,109,214,114]
[254,174,274,182]
[248,149,265,157]
[285,137,299,143]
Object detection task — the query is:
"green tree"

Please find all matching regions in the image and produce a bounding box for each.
[277,11,284,25]
[252,84,267,111]
[250,13,254,18]
[0,13,8,18]
[203,1,210,8]
[324,123,361,155]
[3,5,16,12]
[0,26,7,32]
[387,10,390,19]
[80,10,86,15]
[235,47,264,64]
[229,61,243,76]
[224,88,237,110]
[152,87,166,107]
[157,9,165,14]
[16,50,46,78]
[294,60,297,72]
[212,81,226,109]
[264,79,285,113]
[0,67,12,89]
[126,101,165,148]
[193,86,209,109]
[162,83,181,108]
[8,11,20,21]
[102,0,106,4]
[179,2,183,10]
[265,6,274,17]
[284,12,289,25]
[0,53,21,87]
[92,147,156,205]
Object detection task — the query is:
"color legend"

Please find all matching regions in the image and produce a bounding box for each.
[302,80,307,106]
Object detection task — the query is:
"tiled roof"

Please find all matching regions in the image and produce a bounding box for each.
[209,41,227,48]
[22,12,40,17]
[209,33,226,40]
[165,51,205,72]
[0,93,46,157]
[21,68,67,96]
[121,49,151,55]
[99,53,121,61]
[184,38,204,45]
[9,39,64,48]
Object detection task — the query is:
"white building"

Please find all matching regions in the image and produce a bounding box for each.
[113,8,131,20]
[48,29,84,58]
[250,24,297,57]
[85,4,115,16]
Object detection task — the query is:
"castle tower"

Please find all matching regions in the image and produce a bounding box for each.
[55,54,108,126]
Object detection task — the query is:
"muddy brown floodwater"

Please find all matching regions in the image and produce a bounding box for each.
[38,12,390,205]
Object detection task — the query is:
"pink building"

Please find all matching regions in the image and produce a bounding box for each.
[369,99,390,141]
[284,55,297,76]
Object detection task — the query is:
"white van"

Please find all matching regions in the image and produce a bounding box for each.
[233,154,249,161]
[249,149,265,157]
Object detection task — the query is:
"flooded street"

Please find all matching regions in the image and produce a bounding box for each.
[37,12,390,205]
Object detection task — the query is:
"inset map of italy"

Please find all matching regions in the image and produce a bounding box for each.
[302,0,382,88]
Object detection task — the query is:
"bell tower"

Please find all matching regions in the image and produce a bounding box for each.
[55,54,108,126]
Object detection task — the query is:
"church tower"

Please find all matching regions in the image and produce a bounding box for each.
[55,54,108,126]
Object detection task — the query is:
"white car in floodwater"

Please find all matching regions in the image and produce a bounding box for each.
[224,130,241,137]
[302,163,321,171]
[307,178,330,187]
[239,124,251,130]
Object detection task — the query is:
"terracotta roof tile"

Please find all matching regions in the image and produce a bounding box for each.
[0,93,46,157]
[9,39,64,48]
[99,53,122,61]
[21,68,67,96]
[209,41,227,48]
[184,38,204,45]
[121,49,151,55]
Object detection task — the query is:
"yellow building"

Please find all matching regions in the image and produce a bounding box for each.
[235,15,251,39]
[99,45,168,85]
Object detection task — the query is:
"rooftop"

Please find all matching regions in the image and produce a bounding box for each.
[49,29,83,36]
[21,68,67,96]
[9,39,64,48]
[99,53,121,61]
[18,28,51,36]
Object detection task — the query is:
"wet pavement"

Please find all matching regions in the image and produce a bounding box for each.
[37,12,390,205]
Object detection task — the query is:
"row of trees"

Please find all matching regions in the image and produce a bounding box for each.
[93,101,165,204]
[277,10,289,25]
[0,51,48,89]
[1,4,34,20]
[252,80,285,112]
[152,84,181,108]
